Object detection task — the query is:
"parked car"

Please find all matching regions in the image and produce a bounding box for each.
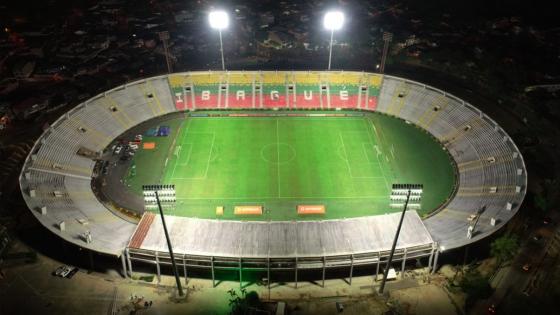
[52,265,65,276]
[52,265,78,278]
[114,144,123,155]
[66,266,79,279]
[60,265,77,278]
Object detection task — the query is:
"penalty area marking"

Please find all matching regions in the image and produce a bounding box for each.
[364,118,392,192]
[174,145,182,157]
[338,132,385,179]
[202,133,216,179]
[168,119,190,180]
[177,145,193,166]
[171,132,215,180]
[362,143,380,164]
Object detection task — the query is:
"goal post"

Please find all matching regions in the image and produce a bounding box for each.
[174,145,182,157]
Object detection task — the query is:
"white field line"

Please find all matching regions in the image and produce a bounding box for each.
[362,143,373,164]
[192,117,366,121]
[174,133,215,180]
[339,131,383,179]
[276,118,281,197]
[178,145,193,166]
[364,118,391,192]
[173,176,385,183]
[338,132,357,193]
[171,154,178,177]
[175,195,388,200]
[168,119,190,180]
[370,118,381,139]
[346,142,385,179]
[202,133,215,179]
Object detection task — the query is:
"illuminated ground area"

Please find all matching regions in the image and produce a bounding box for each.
[125,111,455,220]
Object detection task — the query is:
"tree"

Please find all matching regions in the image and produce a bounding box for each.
[490,234,519,266]
[227,288,261,315]
[459,270,493,310]
[534,193,548,212]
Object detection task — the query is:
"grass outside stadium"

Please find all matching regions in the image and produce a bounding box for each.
[124,110,456,221]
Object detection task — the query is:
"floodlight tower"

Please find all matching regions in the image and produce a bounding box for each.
[158,31,173,73]
[323,11,344,70]
[142,184,184,297]
[209,10,229,71]
[379,32,393,74]
[379,184,423,294]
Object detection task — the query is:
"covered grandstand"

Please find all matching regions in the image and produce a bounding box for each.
[19,71,527,282]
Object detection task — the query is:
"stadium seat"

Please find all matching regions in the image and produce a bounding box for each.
[19,71,527,259]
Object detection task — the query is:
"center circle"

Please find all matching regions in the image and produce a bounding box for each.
[261,143,296,165]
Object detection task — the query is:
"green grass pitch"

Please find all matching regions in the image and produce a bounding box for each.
[125,111,456,221]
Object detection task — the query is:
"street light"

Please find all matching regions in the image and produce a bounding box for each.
[209,10,229,71]
[323,11,344,70]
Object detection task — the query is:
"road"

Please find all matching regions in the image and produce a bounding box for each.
[469,210,560,314]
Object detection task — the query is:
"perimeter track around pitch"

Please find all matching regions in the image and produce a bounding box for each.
[126,112,455,221]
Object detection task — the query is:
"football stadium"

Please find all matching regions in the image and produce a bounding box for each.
[19,71,527,285]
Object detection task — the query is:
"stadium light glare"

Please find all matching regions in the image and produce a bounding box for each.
[209,10,229,30]
[323,11,344,31]
[323,11,344,70]
[208,10,229,71]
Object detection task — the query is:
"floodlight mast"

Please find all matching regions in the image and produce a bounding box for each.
[158,31,172,73]
[380,32,393,74]
[218,30,225,71]
[154,190,184,297]
[143,185,184,297]
[209,10,229,71]
[379,189,411,294]
[323,11,344,70]
[328,29,334,71]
